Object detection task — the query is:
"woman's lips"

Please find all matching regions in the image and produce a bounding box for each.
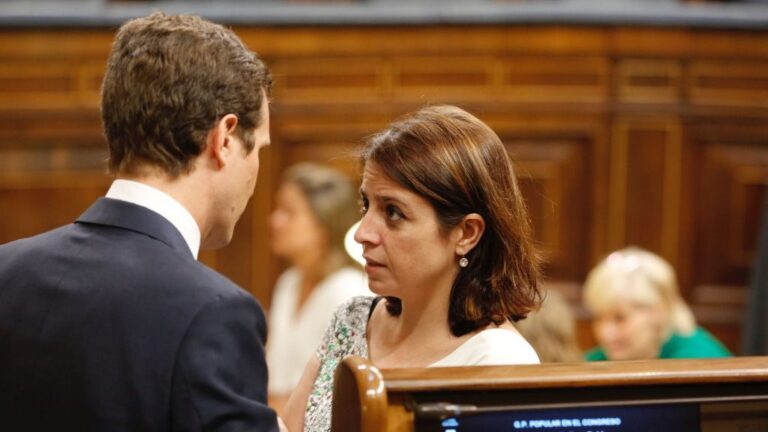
[363,256,385,273]
[363,255,384,265]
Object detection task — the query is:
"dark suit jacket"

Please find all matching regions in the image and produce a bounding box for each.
[0,198,278,432]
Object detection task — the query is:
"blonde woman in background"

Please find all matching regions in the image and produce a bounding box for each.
[516,287,582,362]
[267,163,370,407]
[583,246,730,361]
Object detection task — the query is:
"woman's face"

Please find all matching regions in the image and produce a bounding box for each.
[269,182,326,262]
[354,162,460,300]
[592,299,667,361]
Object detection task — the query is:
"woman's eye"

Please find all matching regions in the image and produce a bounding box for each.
[359,198,369,215]
[386,205,404,221]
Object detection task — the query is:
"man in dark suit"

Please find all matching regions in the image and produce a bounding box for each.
[0,12,278,431]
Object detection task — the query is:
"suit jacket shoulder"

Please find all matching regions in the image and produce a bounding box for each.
[0,199,277,431]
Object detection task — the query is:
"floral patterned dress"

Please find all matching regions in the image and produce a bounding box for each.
[304,296,375,432]
[301,295,540,431]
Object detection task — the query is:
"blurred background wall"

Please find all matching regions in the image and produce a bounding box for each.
[1,0,766,352]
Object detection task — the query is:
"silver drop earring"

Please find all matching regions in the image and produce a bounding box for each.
[459,256,469,268]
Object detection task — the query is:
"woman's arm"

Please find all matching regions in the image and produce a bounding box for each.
[283,354,321,432]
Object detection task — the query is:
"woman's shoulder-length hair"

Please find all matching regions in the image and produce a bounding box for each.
[360,105,541,336]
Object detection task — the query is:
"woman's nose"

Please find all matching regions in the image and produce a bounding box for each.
[354,213,378,245]
[268,212,277,229]
[268,210,283,230]
[597,321,620,343]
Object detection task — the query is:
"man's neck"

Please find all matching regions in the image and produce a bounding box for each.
[106,176,204,258]
[116,170,209,245]
[116,167,210,246]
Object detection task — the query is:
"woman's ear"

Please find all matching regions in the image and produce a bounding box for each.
[207,114,239,169]
[454,213,485,256]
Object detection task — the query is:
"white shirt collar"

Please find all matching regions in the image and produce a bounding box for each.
[105,179,201,258]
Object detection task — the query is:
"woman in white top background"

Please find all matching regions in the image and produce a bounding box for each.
[284,105,542,432]
[266,163,369,410]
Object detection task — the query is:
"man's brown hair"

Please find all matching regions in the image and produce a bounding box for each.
[361,105,541,337]
[101,12,272,176]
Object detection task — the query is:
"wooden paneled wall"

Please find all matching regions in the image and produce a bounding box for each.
[1,25,766,353]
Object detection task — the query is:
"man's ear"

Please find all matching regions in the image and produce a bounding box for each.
[207,114,239,169]
[454,213,485,256]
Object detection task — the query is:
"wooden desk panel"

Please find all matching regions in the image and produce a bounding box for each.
[332,356,768,432]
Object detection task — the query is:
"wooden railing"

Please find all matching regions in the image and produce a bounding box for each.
[331,356,768,432]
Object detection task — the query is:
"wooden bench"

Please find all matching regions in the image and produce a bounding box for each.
[331,356,768,432]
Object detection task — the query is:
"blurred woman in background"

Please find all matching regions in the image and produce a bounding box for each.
[583,246,730,361]
[516,286,582,362]
[267,163,369,406]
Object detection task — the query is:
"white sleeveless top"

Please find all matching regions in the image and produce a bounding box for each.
[267,267,370,394]
[304,296,540,432]
[429,327,540,367]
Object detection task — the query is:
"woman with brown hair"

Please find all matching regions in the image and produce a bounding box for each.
[284,105,542,432]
